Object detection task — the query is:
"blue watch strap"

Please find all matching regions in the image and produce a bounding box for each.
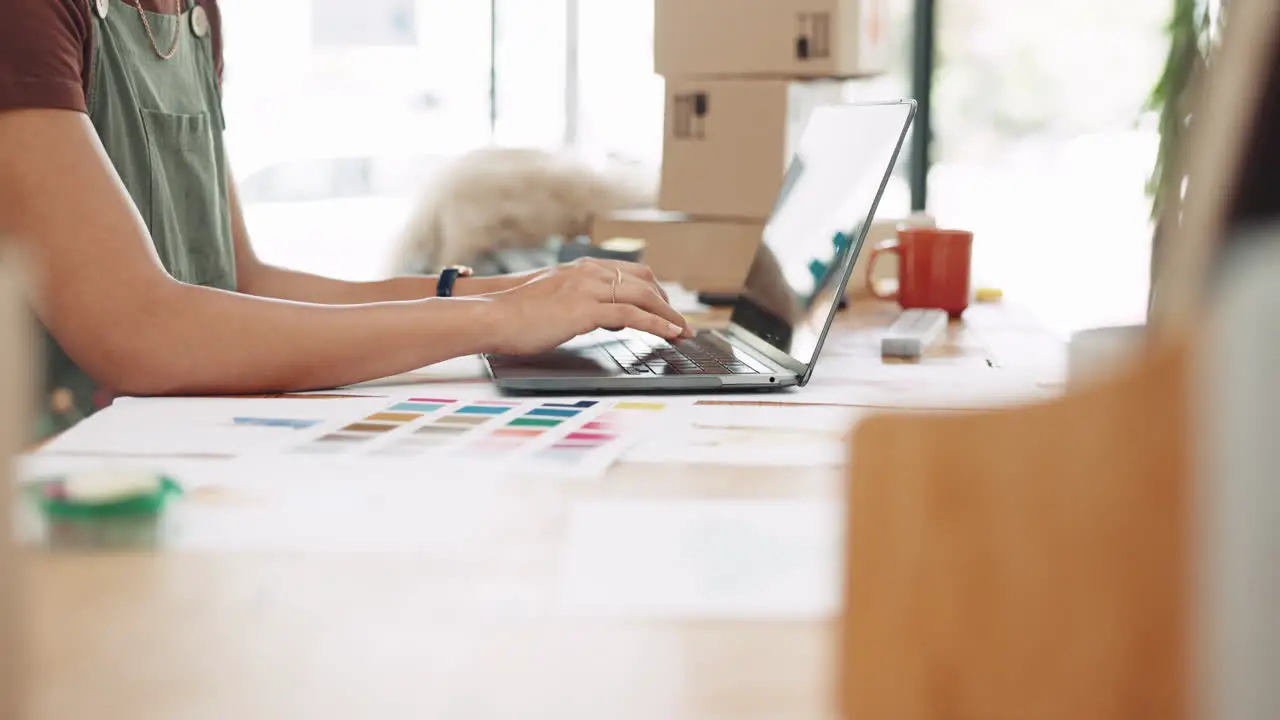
[437,267,461,297]
[436,265,473,297]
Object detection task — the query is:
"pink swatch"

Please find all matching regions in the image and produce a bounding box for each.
[564,432,616,443]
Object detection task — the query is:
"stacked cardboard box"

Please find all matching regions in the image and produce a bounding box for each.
[591,0,890,292]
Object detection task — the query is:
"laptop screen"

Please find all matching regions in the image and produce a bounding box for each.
[728,101,915,373]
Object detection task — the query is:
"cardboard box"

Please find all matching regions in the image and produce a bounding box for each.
[590,209,764,292]
[655,0,890,79]
[0,255,32,720]
[660,78,844,219]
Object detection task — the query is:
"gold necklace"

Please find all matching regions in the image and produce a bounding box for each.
[129,0,183,60]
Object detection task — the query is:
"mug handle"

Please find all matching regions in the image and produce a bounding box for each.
[865,239,900,300]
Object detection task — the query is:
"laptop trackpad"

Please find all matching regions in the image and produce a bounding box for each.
[487,344,619,379]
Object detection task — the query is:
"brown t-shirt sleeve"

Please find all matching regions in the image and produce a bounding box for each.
[0,0,225,115]
[0,0,93,113]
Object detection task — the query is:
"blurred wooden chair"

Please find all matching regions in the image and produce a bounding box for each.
[1,255,34,720]
[841,335,1191,719]
[838,0,1280,715]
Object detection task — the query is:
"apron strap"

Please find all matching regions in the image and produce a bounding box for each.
[85,0,205,115]
[86,0,103,113]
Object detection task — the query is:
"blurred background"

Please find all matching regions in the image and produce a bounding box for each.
[219,0,1169,336]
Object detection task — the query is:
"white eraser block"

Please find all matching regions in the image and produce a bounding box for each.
[881,309,949,359]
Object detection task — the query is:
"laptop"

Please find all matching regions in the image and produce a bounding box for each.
[483,99,917,393]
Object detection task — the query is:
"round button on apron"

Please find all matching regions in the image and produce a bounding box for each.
[95,0,109,19]
[191,5,210,38]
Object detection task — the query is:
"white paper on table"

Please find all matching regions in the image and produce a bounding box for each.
[693,362,1066,410]
[36,393,692,480]
[603,380,1062,415]
[157,456,521,554]
[14,454,540,554]
[557,500,844,619]
[325,354,496,394]
[801,366,1066,409]
[16,454,231,491]
[17,452,511,496]
[37,397,388,458]
[623,403,867,467]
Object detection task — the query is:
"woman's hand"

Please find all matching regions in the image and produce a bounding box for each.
[485,258,693,355]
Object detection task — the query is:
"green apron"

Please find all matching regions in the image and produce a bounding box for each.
[36,0,236,440]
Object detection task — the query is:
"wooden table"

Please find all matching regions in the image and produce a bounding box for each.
[24,299,1066,720]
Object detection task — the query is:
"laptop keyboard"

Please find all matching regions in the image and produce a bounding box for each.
[600,332,770,376]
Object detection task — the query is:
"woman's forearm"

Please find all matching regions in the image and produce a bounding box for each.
[237,262,517,305]
[87,280,499,397]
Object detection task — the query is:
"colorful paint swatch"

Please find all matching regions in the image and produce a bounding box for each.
[527,407,580,418]
[614,402,666,411]
[342,422,397,433]
[435,415,489,426]
[564,432,615,443]
[233,417,320,429]
[416,425,470,435]
[544,400,599,409]
[509,417,562,428]
[281,395,667,467]
[389,402,447,413]
[367,412,421,423]
[492,428,544,438]
[455,405,513,415]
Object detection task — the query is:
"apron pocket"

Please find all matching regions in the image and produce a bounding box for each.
[141,108,234,289]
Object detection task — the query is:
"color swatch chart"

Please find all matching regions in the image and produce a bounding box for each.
[530,401,666,467]
[288,396,671,473]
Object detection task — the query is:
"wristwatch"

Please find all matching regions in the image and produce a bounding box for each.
[435,265,474,297]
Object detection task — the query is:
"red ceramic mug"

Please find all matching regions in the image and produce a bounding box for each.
[865,227,973,318]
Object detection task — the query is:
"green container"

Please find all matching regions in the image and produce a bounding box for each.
[27,475,183,551]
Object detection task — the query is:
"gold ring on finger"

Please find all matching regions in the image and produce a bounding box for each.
[611,268,623,304]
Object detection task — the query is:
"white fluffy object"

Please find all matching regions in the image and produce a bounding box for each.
[391,147,658,275]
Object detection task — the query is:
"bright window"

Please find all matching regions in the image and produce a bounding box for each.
[929,0,1169,332]
[216,0,1169,332]
[494,0,567,148]
[218,0,493,281]
[576,1,664,166]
